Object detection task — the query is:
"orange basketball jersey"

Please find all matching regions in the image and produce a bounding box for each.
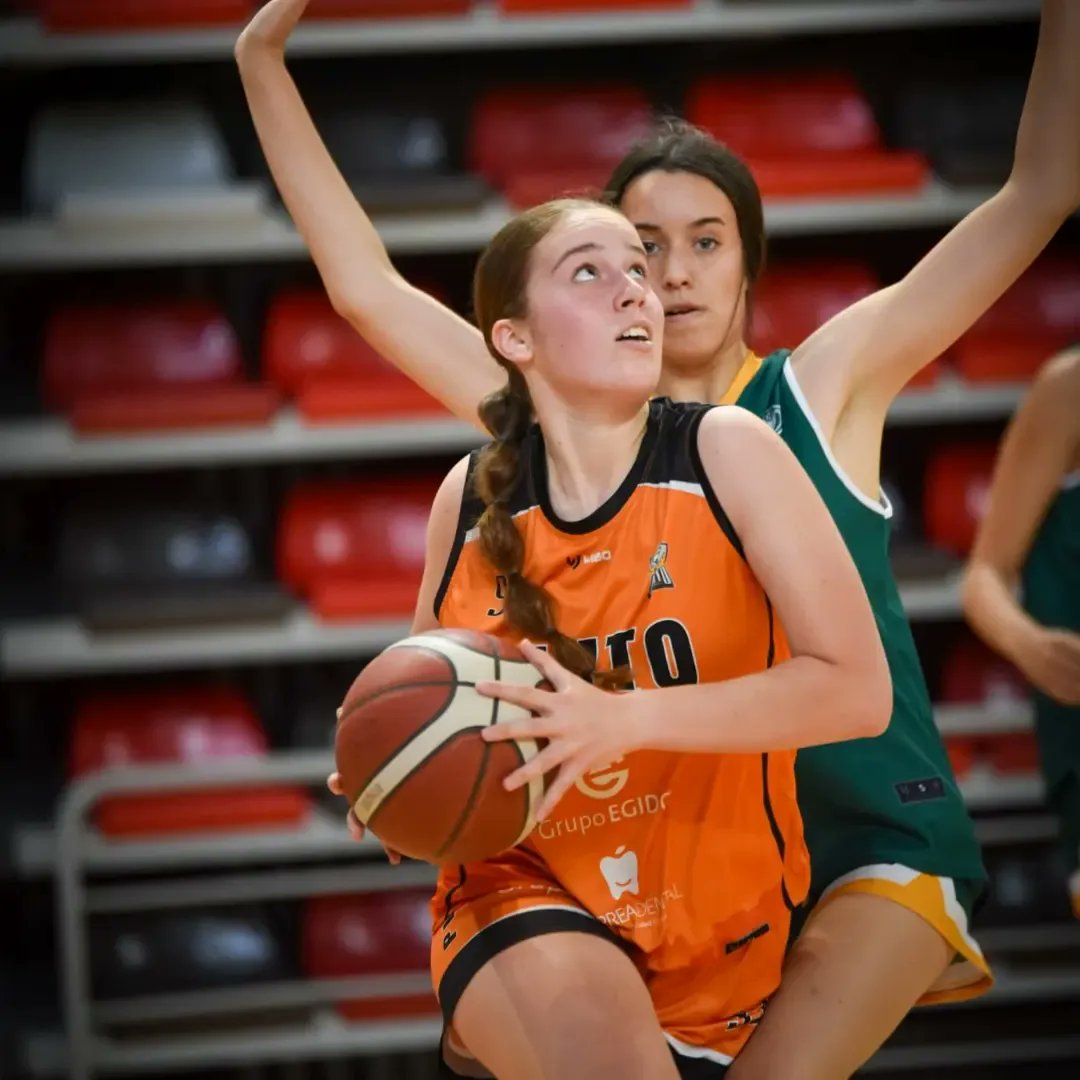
[434,399,810,983]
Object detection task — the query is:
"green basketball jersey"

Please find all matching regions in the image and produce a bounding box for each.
[735,350,986,905]
[1022,473,1080,872]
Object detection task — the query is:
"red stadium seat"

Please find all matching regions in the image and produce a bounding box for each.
[263,288,447,421]
[987,732,1040,774]
[943,737,976,779]
[686,73,929,198]
[40,1,249,29]
[303,890,438,1021]
[749,261,878,355]
[940,638,1029,706]
[43,301,278,433]
[278,476,440,620]
[470,85,653,208]
[307,0,471,14]
[499,0,689,10]
[922,443,998,557]
[951,255,1080,383]
[69,688,310,838]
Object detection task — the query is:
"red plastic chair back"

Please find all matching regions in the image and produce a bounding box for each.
[70,688,309,837]
[303,890,438,1020]
[922,443,998,557]
[471,85,652,207]
[263,288,446,420]
[43,300,277,432]
[750,261,877,354]
[952,255,1080,383]
[307,0,471,14]
[686,73,928,198]
[278,476,440,619]
[40,1,249,29]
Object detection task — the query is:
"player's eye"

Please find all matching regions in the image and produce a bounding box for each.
[572,263,599,282]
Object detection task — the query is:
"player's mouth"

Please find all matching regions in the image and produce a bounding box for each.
[615,322,654,346]
[664,304,703,322]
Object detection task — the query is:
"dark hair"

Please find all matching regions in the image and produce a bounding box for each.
[472,197,625,690]
[603,116,766,291]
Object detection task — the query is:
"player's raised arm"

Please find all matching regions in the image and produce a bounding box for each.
[234,0,502,427]
[791,0,1080,418]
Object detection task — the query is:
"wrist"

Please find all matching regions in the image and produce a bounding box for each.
[620,689,656,754]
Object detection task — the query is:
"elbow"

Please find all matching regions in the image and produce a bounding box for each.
[841,648,892,740]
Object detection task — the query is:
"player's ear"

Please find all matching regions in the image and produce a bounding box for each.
[491,317,533,367]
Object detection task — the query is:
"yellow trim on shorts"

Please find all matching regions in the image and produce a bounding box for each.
[813,866,994,1006]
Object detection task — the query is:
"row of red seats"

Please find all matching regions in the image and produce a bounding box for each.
[68,630,1035,840]
[472,75,929,207]
[33,0,685,31]
[45,254,1078,434]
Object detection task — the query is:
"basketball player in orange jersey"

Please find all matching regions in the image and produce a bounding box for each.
[402,195,888,1077]
[237,1,1080,1074]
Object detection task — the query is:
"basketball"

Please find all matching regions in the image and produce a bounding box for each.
[334,628,548,865]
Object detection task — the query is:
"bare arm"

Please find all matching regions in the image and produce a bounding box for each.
[411,455,471,635]
[626,407,892,753]
[792,0,1080,430]
[235,0,501,427]
[962,349,1080,705]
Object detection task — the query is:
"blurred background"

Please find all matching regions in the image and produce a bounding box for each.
[0,1,1078,1078]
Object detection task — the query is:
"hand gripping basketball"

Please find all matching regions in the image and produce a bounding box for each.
[326,768,402,865]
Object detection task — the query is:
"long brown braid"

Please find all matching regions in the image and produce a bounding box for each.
[471,198,626,691]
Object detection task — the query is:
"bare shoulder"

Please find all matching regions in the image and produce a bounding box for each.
[1025,346,1080,428]
[433,454,472,513]
[696,404,788,467]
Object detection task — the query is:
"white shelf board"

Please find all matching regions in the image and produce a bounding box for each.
[0,608,411,677]
[0,1,1040,67]
[0,382,1020,478]
[0,408,482,476]
[958,769,1044,810]
[0,183,1007,273]
[934,701,1034,737]
[0,579,960,679]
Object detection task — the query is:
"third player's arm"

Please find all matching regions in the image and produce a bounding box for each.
[791,0,1080,426]
[962,349,1080,705]
[235,0,502,428]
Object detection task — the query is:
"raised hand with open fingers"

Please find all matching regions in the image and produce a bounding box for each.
[477,640,646,823]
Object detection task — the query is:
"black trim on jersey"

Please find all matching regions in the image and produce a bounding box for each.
[433,450,486,620]
[686,406,746,561]
[438,908,618,1024]
[759,598,796,910]
[761,752,796,913]
[529,398,663,535]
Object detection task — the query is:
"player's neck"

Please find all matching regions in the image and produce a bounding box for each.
[657,338,749,405]
[539,403,650,524]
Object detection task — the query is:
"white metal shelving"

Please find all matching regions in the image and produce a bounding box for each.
[0,382,1024,478]
[0,0,1041,68]
[0,183,1007,273]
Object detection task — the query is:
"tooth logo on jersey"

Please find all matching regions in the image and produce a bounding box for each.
[648,541,674,596]
[764,404,783,434]
[599,846,639,900]
[575,758,630,799]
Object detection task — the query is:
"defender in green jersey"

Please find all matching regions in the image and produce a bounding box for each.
[240,0,1080,1074]
[964,348,1080,917]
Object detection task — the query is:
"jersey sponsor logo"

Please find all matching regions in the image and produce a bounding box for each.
[648,541,674,596]
[596,848,686,930]
[576,758,629,799]
[895,777,947,804]
[599,846,638,900]
[764,404,783,434]
[535,790,671,842]
[567,550,612,569]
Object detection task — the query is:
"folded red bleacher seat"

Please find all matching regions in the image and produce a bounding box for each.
[70,687,310,837]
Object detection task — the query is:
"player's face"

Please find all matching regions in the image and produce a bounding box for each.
[619,170,748,374]
[498,208,663,405]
